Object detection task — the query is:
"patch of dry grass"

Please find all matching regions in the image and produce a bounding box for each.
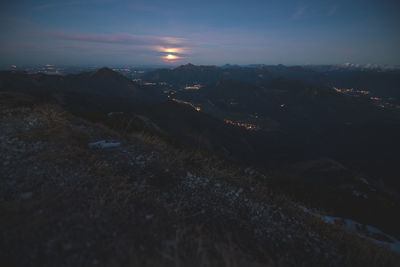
[1,92,399,267]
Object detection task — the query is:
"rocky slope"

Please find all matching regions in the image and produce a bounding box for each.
[1,92,399,266]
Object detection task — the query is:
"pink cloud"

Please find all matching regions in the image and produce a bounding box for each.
[46,32,192,49]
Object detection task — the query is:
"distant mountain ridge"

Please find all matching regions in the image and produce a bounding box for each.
[143,63,328,86]
[0,67,168,103]
[144,63,400,103]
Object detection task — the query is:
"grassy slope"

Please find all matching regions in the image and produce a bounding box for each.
[0,92,399,267]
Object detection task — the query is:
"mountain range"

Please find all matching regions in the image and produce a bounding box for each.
[1,65,400,266]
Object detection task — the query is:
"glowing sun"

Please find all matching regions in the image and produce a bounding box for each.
[166,54,178,60]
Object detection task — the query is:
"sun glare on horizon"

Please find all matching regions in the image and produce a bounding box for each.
[166,54,178,60]
[165,48,179,53]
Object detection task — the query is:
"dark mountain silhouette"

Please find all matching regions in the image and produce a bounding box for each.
[178,77,395,127]
[144,64,400,104]
[143,63,329,86]
[64,67,137,96]
[0,68,163,102]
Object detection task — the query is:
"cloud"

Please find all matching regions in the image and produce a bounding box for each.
[34,0,115,10]
[41,31,194,63]
[47,32,190,49]
[45,32,194,54]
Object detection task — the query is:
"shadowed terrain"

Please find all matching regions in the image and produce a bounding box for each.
[1,66,400,266]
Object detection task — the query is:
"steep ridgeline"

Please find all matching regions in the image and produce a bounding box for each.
[1,91,399,267]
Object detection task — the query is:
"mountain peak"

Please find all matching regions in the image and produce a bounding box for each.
[88,67,128,81]
[176,63,196,70]
[92,67,115,75]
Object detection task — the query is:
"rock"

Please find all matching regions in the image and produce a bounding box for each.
[88,140,120,149]
[63,243,73,250]
[244,167,255,175]
[20,192,33,199]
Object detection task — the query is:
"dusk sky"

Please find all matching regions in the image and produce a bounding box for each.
[1,0,399,66]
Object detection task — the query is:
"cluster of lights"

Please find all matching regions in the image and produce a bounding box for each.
[333,87,400,110]
[184,84,202,90]
[172,98,201,111]
[369,96,400,110]
[333,87,370,95]
[224,119,260,131]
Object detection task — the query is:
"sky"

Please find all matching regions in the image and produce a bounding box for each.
[0,0,399,66]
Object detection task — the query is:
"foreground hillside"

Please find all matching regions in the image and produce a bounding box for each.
[1,68,400,243]
[1,92,399,266]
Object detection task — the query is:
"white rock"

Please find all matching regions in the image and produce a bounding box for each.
[88,140,120,149]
